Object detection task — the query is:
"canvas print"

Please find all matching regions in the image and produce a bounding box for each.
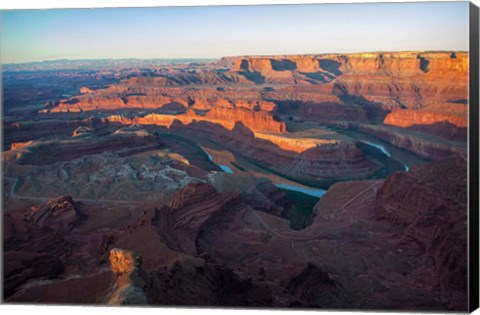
[1,1,476,311]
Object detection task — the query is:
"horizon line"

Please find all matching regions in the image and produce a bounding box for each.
[2,50,470,66]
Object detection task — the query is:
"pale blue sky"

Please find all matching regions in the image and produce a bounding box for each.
[0,2,470,63]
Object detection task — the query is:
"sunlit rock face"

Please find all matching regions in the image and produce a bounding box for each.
[109,248,138,274]
[44,52,467,137]
[106,248,147,305]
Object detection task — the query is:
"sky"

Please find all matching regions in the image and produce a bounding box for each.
[0,1,470,63]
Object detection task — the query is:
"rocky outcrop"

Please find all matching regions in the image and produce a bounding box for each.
[153,183,245,256]
[26,196,88,234]
[105,248,148,305]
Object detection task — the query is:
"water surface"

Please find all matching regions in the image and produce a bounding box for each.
[275,183,326,198]
[360,141,391,157]
[219,165,234,174]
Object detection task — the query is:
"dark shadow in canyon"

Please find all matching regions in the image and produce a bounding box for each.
[271,59,297,71]
[237,71,266,84]
[319,59,343,76]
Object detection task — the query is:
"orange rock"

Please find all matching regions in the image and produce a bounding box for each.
[383,109,467,128]
[109,248,138,274]
[10,141,33,151]
[107,107,286,134]
[79,86,92,94]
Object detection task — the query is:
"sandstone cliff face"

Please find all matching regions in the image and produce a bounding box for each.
[105,107,286,134]
[232,52,467,86]
[205,107,286,133]
[230,52,467,135]
[41,51,467,145]
[383,108,467,140]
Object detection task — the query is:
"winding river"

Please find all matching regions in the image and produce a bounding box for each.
[360,140,410,171]
[200,130,419,200]
[274,183,326,198]
[202,146,325,198]
[360,141,391,157]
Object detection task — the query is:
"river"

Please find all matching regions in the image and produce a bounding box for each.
[360,141,391,157]
[274,183,326,198]
[202,146,325,198]
[219,165,234,174]
[360,140,410,171]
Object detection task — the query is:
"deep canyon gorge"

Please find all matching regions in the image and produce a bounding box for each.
[2,51,469,310]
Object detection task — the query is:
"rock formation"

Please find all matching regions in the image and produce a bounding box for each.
[105,248,148,305]
[153,183,245,256]
[26,196,89,234]
[105,107,286,134]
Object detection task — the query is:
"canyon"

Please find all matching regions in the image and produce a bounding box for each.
[2,51,469,310]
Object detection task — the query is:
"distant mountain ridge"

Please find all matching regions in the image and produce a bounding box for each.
[2,58,216,72]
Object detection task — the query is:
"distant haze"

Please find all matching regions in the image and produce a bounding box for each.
[0,2,469,64]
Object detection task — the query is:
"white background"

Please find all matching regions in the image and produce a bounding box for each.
[0,0,479,315]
